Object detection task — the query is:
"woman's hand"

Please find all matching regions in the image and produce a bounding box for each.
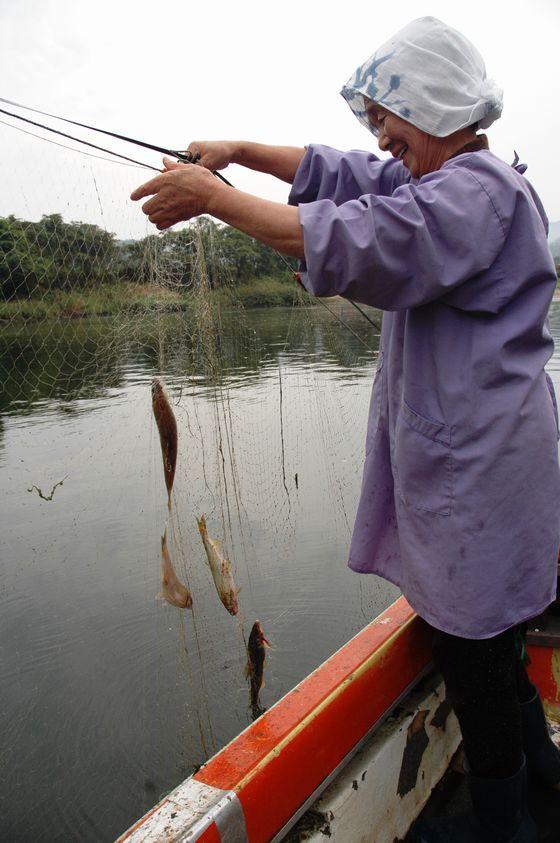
[185,140,238,172]
[131,156,304,258]
[185,141,306,184]
[130,157,217,230]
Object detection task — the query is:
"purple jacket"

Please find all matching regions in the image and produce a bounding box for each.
[289,144,560,638]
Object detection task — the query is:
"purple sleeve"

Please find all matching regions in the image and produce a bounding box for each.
[288,144,410,207]
[297,166,506,311]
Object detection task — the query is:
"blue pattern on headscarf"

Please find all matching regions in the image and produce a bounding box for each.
[341,50,414,134]
[350,51,393,98]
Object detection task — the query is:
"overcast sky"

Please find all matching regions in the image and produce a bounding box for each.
[0,0,558,239]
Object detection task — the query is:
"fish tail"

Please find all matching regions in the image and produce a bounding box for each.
[197,515,207,537]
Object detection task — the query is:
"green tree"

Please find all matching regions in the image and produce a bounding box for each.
[0,216,50,299]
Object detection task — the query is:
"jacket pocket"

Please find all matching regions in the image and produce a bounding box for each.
[394,401,453,516]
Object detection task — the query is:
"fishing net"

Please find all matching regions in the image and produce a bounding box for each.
[0,118,392,842]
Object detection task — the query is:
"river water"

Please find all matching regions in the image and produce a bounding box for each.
[0,301,400,842]
[2,301,560,842]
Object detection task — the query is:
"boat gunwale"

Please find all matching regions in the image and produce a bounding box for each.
[117,596,434,841]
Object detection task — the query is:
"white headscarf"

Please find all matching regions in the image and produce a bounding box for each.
[340,16,503,138]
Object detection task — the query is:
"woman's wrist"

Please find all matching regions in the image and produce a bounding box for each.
[204,179,303,258]
[230,141,246,166]
[205,177,233,219]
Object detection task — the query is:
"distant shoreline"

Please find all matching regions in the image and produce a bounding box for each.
[3,279,559,323]
[0,279,303,322]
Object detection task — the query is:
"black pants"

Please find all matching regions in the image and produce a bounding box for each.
[431,625,535,779]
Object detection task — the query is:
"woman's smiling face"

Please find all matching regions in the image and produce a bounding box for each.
[364,100,474,178]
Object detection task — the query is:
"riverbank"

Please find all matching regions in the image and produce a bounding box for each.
[5,278,559,322]
[0,278,302,321]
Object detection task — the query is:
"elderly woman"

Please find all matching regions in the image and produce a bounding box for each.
[132,16,560,841]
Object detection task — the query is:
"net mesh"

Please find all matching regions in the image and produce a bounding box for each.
[0,123,387,841]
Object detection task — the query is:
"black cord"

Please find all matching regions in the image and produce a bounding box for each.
[1,95,379,338]
[0,105,160,170]
[0,96,233,185]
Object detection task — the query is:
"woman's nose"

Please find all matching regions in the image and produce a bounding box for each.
[378,131,391,152]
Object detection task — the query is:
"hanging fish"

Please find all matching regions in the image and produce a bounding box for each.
[245,620,271,714]
[159,530,193,609]
[151,378,177,509]
[197,516,239,616]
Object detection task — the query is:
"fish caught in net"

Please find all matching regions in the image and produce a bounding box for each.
[0,119,388,842]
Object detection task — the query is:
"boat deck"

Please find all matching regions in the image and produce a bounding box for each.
[406,611,560,842]
[115,599,560,843]
[406,741,560,843]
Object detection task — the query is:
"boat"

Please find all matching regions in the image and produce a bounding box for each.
[116,590,560,842]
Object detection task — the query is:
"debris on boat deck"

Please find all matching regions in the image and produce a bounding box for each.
[246,619,271,718]
[197,515,239,616]
[151,377,177,509]
[158,530,192,609]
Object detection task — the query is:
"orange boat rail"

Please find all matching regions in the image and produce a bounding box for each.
[117,596,433,842]
[526,642,560,721]
[117,597,560,843]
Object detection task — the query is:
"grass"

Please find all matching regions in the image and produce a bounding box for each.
[0,278,305,322]
[217,277,302,308]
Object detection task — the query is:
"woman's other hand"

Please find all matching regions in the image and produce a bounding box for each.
[186,140,238,172]
[130,157,217,230]
[186,141,305,184]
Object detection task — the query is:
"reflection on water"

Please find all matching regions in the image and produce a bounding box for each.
[0,303,376,418]
[0,302,395,843]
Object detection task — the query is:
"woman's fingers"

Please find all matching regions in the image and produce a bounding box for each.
[131,159,215,228]
[148,208,173,224]
[131,160,190,201]
[162,156,184,171]
[186,141,202,161]
[130,174,166,201]
[187,142,211,169]
[185,140,234,172]
[141,195,161,216]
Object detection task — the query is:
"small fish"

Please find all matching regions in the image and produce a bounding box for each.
[245,620,271,712]
[159,530,192,609]
[197,516,239,616]
[151,378,177,508]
